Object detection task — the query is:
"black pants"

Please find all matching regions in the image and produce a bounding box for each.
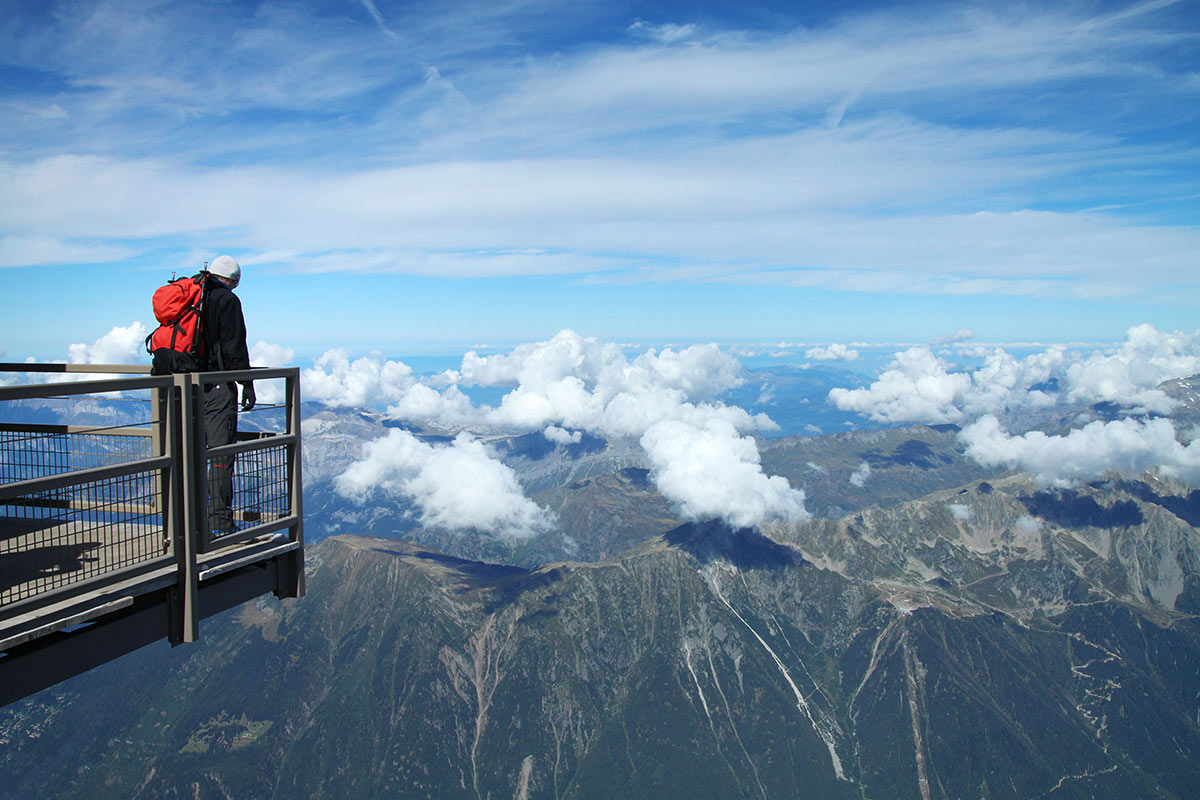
[205,382,237,532]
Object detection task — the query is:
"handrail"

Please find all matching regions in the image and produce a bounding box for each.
[0,455,173,500]
[0,363,152,374]
[0,364,304,638]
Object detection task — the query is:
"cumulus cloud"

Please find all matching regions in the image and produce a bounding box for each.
[301,349,417,408]
[830,324,1199,424]
[960,414,1200,488]
[250,341,294,367]
[247,341,295,405]
[388,383,479,428]
[640,418,808,529]
[849,461,871,488]
[321,330,803,531]
[543,425,582,444]
[1065,324,1200,414]
[806,343,859,361]
[457,330,773,439]
[335,429,554,539]
[826,324,1200,488]
[300,347,481,428]
[67,322,148,366]
[459,332,799,527]
[829,346,975,424]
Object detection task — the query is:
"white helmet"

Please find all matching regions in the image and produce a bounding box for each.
[209,255,241,283]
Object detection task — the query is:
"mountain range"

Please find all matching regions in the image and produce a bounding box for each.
[2,371,1199,798]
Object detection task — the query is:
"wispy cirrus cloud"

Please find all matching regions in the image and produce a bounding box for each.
[1,0,1198,344]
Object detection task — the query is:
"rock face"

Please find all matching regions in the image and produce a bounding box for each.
[4,468,1200,799]
[5,389,1200,798]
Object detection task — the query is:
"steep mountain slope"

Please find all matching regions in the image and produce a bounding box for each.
[761,424,999,518]
[300,407,1007,566]
[4,470,1200,799]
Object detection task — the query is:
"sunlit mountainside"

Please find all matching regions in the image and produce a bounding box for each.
[3,327,1200,798]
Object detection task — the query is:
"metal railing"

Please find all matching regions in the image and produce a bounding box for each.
[0,364,303,642]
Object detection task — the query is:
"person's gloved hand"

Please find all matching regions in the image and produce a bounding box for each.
[240,381,256,411]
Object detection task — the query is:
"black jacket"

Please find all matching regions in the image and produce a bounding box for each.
[200,276,250,372]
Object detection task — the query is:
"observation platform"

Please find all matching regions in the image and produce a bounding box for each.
[0,364,305,706]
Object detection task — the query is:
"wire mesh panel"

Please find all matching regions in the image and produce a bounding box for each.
[206,439,290,547]
[0,468,163,606]
[0,393,167,608]
[0,426,154,482]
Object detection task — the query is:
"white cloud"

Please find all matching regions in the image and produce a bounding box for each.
[947,503,972,521]
[1065,324,1200,414]
[335,429,554,539]
[250,341,294,367]
[628,20,698,44]
[460,330,767,438]
[0,235,134,268]
[387,383,479,429]
[960,414,1200,488]
[247,341,295,405]
[640,418,808,529]
[301,349,417,408]
[0,1,1194,309]
[806,343,860,361]
[4,151,1196,301]
[67,321,148,365]
[830,324,1200,424]
[849,461,871,488]
[956,344,993,359]
[543,425,582,445]
[828,346,974,424]
[320,330,801,530]
[1015,514,1042,533]
[933,329,974,346]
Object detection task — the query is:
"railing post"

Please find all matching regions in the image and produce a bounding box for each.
[176,373,203,643]
[280,371,306,598]
[152,383,168,552]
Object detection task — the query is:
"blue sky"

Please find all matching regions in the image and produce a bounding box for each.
[1,0,1198,361]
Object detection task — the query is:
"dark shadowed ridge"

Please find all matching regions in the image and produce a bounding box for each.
[864,437,955,469]
[1115,480,1200,527]
[497,431,608,462]
[377,547,566,611]
[663,519,804,570]
[1021,489,1145,529]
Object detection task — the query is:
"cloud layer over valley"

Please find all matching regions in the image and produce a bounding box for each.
[295,323,1200,538]
[305,330,808,534]
[831,324,1200,488]
[13,321,1200,540]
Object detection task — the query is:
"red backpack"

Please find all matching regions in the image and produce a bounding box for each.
[146,272,208,374]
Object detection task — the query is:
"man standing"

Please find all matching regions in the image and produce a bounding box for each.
[202,255,255,534]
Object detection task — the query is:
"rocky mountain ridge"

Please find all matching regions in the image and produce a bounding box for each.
[3,463,1199,798]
